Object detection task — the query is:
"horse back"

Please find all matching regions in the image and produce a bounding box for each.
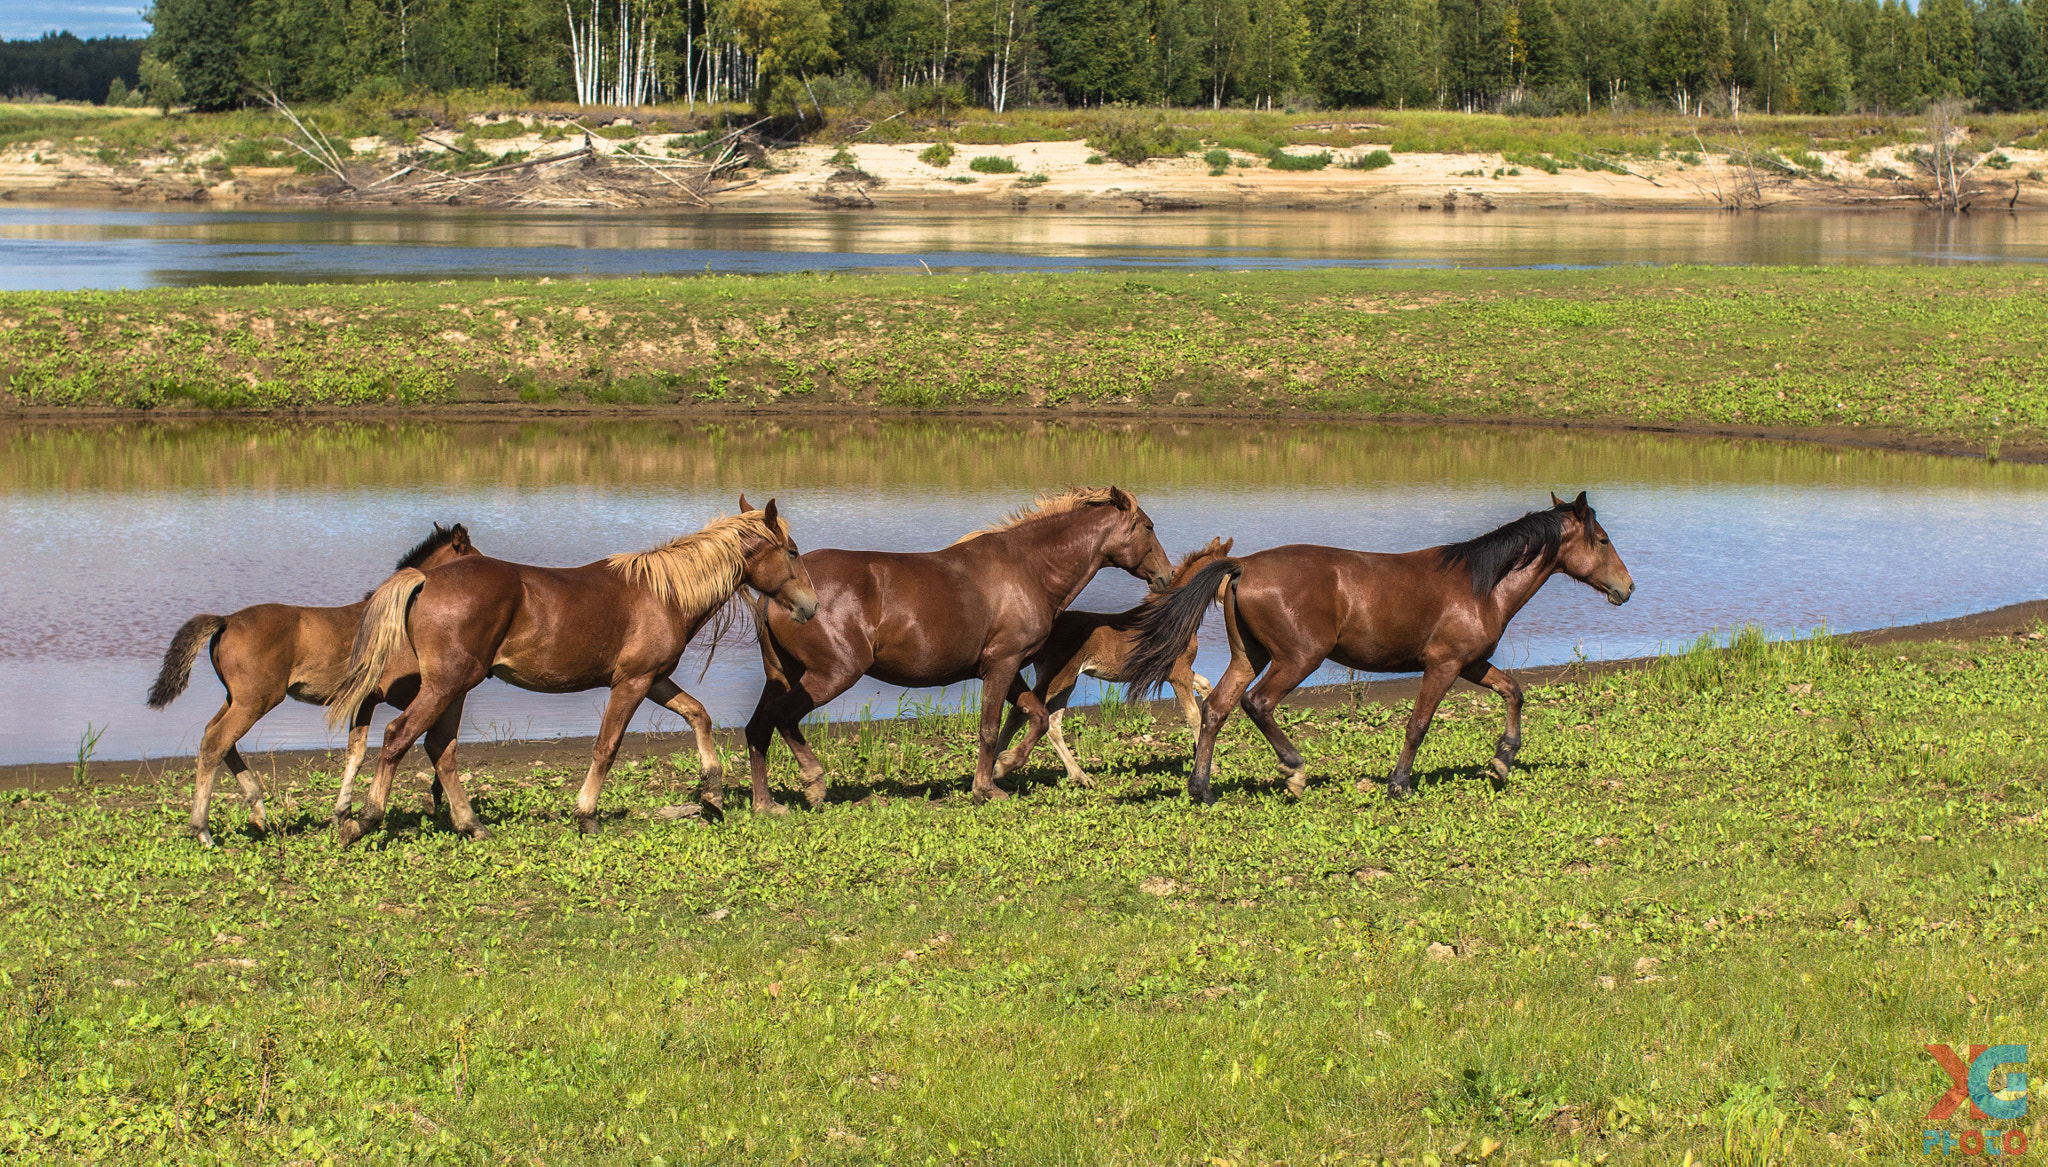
[1234,543,1465,672]
[771,547,1008,684]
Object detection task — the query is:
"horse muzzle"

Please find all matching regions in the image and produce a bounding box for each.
[783,592,819,624]
[1605,581,1634,606]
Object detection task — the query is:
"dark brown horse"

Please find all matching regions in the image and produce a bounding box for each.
[747,487,1174,811]
[329,500,817,845]
[147,523,479,847]
[1127,493,1633,804]
[989,537,1235,786]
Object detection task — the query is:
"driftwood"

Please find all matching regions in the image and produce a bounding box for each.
[319,130,763,208]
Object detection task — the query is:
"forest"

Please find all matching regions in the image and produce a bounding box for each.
[0,33,143,104]
[11,0,2048,118]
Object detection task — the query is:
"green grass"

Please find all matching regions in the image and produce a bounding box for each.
[4,628,2046,1161]
[7,267,2048,445]
[967,154,1018,174]
[1267,148,1333,171]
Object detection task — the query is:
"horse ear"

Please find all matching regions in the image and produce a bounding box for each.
[762,498,779,529]
[1108,486,1135,511]
[737,493,752,514]
[1550,492,1567,507]
[1219,537,1234,554]
[449,523,471,549]
[1572,491,1590,516]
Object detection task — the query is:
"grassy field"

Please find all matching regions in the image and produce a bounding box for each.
[6,266,2048,447]
[4,626,2045,1162]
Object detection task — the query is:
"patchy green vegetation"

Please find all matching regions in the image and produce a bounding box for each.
[6,266,2048,446]
[4,628,2045,1161]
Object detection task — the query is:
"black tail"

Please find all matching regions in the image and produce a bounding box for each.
[1124,558,1241,696]
[148,614,227,709]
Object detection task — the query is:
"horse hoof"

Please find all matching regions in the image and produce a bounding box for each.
[465,824,492,841]
[576,817,600,836]
[1281,765,1308,798]
[1489,757,1513,782]
[753,801,790,817]
[194,829,215,849]
[1386,783,1414,801]
[1069,772,1096,788]
[337,820,364,848]
[972,783,1010,803]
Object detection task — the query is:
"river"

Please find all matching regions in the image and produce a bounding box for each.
[6,204,2048,289]
[3,418,2044,764]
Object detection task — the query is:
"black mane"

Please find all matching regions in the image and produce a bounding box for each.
[1436,507,1569,594]
[395,523,467,571]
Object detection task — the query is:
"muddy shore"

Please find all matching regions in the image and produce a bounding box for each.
[12,596,2043,792]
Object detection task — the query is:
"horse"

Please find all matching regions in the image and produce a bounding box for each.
[146,522,480,847]
[989,537,1236,787]
[1126,493,1634,804]
[327,499,817,845]
[746,487,1174,811]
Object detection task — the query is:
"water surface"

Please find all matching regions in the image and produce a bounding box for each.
[6,205,2048,289]
[2,419,2043,764]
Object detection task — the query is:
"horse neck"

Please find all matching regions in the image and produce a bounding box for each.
[1484,530,1569,622]
[997,510,1118,611]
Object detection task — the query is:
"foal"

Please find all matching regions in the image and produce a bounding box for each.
[747,487,1174,810]
[990,537,1235,786]
[1127,493,1634,803]
[329,500,817,844]
[147,523,478,846]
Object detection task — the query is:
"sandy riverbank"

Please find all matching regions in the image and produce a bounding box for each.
[5,125,2043,211]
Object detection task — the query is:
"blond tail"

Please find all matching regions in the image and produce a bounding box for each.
[325,568,426,730]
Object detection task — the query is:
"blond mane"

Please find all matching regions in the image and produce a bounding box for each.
[1171,537,1231,581]
[951,487,1121,545]
[607,510,786,613]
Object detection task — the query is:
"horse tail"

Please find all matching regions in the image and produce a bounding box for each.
[147,614,227,709]
[1125,558,1241,697]
[325,568,426,730]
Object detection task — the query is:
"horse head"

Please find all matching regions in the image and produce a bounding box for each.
[740,497,819,624]
[1551,492,1633,606]
[1100,487,1175,591]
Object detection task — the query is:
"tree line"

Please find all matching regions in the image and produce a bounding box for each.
[0,32,143,103]
[42,0,2048,115]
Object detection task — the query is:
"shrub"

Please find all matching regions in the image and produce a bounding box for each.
[1268,149,1332,171]
[829,145,857,168]
[1087,113,1188,166]
[1345,148,1394,171]
[1084,154,1105,165]
[969,154,1018,173]
[1503,151,1562,174]
[918,141,954,167]
[1018,172,1049,185]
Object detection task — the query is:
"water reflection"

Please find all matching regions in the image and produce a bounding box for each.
[3,205,2047,289]
[1,418,2043,762]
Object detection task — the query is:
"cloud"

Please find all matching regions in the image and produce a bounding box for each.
[0,1,150,41]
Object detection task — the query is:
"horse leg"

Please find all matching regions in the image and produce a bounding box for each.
[971,660,1027,801]
[332,700,375,827]
[649,677,723,817]
[191,691,273,846]
[421,697,486,839]
[574,677,656,836]
[1461,659,1525,785]
[227,750,270,835]
[744,686,794,818]
[1382,664,1463,799]
[1238,655,1320,798]
[1190,650,1262,806]
[343,683,462,848]
[990,674,1035,780]
[1170,674,1204,739]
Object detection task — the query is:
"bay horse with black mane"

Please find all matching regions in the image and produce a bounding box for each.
[989,537,1235,786]
[1126,493,1633,804]
[747,487,1174,811]
[147,522,479,847]
[328,499,816,845]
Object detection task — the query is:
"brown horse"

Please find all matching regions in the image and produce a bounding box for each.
[147,523,479,847]
[746,487,1174,811]
[1127,493,1634,804]
[989,537,1235,786]
[329,500,817,845]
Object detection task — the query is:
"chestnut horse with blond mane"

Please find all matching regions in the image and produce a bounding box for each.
[747,487,1173,810]
[329,499,817,844]
[1127,493,1634,804]
[147,522,480,847]
[989,536,1236,786]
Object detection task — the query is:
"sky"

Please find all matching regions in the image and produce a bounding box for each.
[2,1,148,41]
